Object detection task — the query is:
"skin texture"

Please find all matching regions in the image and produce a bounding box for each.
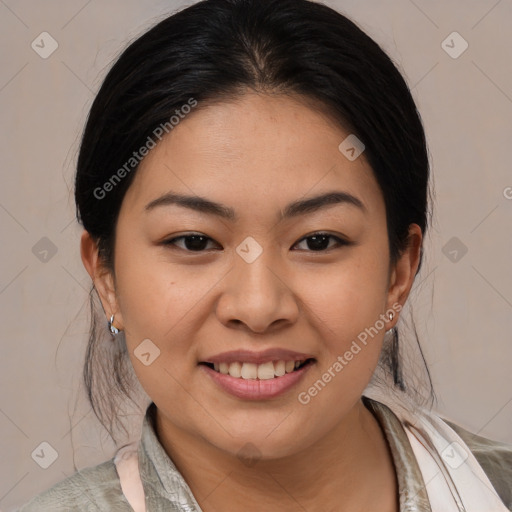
[81,91,422,511]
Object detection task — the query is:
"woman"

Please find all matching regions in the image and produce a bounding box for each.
[20,0,512,510]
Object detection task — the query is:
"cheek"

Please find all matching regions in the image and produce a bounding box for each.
[113,247,212,421]
[114,241,207,336]
[295,256,389,422]
[113,242,230,397]
[299,248,389,343]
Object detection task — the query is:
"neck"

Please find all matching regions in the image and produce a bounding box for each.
[154,398,398,512]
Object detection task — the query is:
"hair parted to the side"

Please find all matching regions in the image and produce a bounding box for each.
[75,0,436,444]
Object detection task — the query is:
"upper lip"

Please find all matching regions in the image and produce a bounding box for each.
[200,348,315,365]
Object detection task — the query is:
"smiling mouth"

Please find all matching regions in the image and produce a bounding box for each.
[199,358,316,380]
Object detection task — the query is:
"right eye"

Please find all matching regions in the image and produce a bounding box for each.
[161,233,221,252]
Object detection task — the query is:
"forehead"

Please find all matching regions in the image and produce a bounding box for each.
[121,92,383,219]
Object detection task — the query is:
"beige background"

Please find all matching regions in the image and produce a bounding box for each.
[1,0,511,509]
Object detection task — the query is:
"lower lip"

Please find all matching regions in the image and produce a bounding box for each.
[199,361,314,400]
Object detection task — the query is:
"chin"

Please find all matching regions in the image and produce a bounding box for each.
[204,422,314,463]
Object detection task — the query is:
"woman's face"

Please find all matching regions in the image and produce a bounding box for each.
[87,91,420,459]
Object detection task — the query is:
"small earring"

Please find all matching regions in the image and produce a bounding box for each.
[108,314,119,335]
[386,311,395,335]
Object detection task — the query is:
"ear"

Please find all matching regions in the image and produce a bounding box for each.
[80,230,123,330]
[386,223,423,327]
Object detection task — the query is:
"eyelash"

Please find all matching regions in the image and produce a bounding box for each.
[161,232,350,253]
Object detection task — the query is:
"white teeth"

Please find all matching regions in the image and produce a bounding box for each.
[274,360,286,377]
[285,360,295,373]
[257,361,276,380]
[227,361,242,378]
[241,363,258,379]
[209,359,309,379]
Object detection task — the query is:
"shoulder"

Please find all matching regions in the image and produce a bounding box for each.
[442,417,512,511]
[17,459,133,511]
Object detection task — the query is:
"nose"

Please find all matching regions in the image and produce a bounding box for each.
[215,248,299,334]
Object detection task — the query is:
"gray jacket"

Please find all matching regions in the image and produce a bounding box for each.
[18,397,512,511]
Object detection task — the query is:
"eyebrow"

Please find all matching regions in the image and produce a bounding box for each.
[144,190,367,221]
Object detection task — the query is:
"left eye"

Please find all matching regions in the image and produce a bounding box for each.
[293,232,347,252]
[162,232,348,253]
